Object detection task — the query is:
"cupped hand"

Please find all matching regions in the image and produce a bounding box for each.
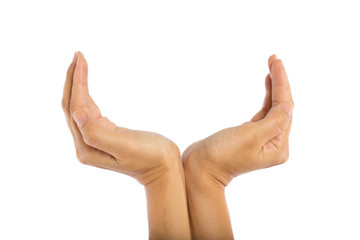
[62,52,180,185]
[183,55,294,186]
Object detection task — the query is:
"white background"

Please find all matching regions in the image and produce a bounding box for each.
[1,0,359,239]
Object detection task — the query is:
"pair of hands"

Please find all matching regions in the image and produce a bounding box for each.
[62,52,293,188]
[62,52,293,239]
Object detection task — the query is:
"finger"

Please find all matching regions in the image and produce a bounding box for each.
[268,54,277,71]
[72,111,129,158]
[98,117,118,131]
[70,100,120,169]
[252,103,293,146]
[251,54,278,122]
[71,116,120,170]
[62,53,78,117]
[71,52,102,119]
[62,53,118,168]
[62,52,79,127]
[253,56,294,145]
[270,58,293,106]
[71,52,90,112]
[62,53,102,157]
[261,112,293,165]
[251,74,272,122]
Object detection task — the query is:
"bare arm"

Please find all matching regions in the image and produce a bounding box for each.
[183,55,294,239]
[185,159,234,239]
[145,158,190,239]
[62,52,191,239]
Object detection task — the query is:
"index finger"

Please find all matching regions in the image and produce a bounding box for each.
[270,58,293,106]
[71,52,90,111]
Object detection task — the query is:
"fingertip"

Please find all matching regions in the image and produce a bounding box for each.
[271,58,284,71]
[75,51,83,58]
[76,51,86,66]
[268,54,277,70]
[74,52,88,85]
[72,51,79,64]
[269,54,277,60]
[270,59,286,83]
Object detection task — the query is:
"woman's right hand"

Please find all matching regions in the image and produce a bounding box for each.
[62,52,181,185]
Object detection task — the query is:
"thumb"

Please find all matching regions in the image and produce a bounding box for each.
[253,102,293,145]
[73,111,88,128]
[72,111,125,158]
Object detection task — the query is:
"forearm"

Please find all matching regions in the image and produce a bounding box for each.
[144,158,191,240]
[185,162,234,240]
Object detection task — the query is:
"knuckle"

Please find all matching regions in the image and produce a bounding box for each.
[271,117,284,133]
[271,110,288,133]
[69,98,75,112]
[83,125,98,146]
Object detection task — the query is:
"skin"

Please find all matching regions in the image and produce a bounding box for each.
[62,52,293,239]
[62,52,191,240]
[183,55,294,239]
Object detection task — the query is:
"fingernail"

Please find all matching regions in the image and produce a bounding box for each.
[73,111,87,127]
[281,103,293,116]
[273,54,277,59]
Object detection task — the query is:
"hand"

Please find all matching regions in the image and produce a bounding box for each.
[183,55,294,187]
[62,52,191,239]
[62,52,181,185]
[183,55,294,239]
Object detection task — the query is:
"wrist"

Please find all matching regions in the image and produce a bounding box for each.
[144,154,191,239]
[184,156,233,192]
[134,142,183,186]
[142,152,185,189]
[145,165,185,192]
[184,156,234,240]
